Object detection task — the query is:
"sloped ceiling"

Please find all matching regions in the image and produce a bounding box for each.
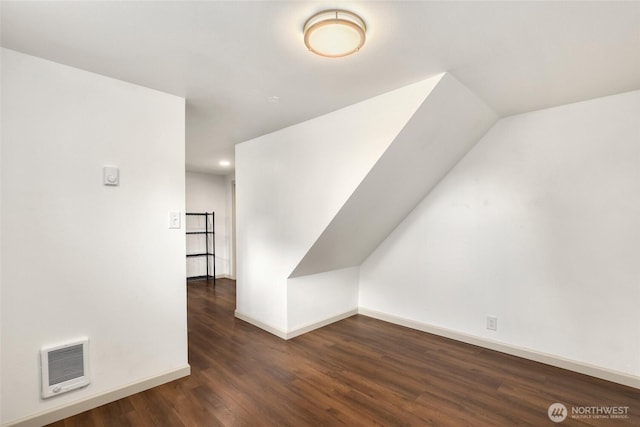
[290,73,498,277]
[2,1,639,173]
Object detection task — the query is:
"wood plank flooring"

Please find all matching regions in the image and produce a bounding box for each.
[48,279,639,426]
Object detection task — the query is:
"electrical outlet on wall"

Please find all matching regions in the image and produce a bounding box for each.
[487,315,498,331]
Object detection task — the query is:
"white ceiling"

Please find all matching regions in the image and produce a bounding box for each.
[2,1,639,174]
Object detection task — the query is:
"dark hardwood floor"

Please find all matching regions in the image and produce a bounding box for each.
[48,278,639,426]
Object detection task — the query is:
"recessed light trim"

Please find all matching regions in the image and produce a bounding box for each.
[303,10,366,58]
[219,160,231,167]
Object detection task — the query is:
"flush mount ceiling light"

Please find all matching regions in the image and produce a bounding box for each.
[303,10,366,58]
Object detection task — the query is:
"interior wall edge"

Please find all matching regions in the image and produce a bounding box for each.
[234,311,288,340]
[286,309,358,340]
[234,308,360,341]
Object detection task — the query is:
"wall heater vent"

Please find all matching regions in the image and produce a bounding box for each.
[40,337,90,398]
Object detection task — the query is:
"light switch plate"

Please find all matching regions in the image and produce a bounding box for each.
[169,212,181,229]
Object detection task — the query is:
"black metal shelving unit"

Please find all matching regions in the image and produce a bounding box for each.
[186,212,215,285]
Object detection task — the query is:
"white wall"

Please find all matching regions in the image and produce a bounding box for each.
[287,267,359,334]
[185,171,231,278]
[291,74,497,277]
[360,90,640,378]
[235,77,438,334]
[225,174,236,279]
[0,12,3,423]
[0,49,188,424]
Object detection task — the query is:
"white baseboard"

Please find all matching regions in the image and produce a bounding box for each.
[358,307,640,390]
[234,309,358,340]
[234,310,288,339]
[286,309,358,339]
[234,307,640,389]
[3,365,191,427]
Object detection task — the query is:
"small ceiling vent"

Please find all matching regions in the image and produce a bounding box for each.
[40,338,90,398]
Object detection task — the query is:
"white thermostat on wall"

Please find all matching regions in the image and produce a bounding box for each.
[103,166,119,186]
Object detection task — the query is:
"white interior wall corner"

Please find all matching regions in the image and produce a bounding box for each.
[290,73,498,278]
[235,75,444,334]
[287,267,360,332]
[359,89,640,379]
[224,174,236,280]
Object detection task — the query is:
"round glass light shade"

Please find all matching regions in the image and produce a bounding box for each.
[304,10,366,58]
